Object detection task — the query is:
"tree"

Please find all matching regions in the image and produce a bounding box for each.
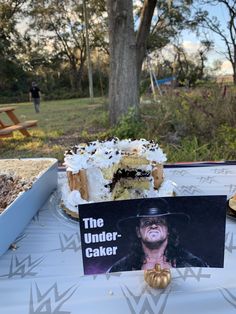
[136,0,194,83]
[197,40,213,79]
[0,0,24,56]
[27,0,86,91]
[106,0,194,125]
[195,0,236,84]
[28,0,106,92]
[171,41,212,86]
[0,0,26,93]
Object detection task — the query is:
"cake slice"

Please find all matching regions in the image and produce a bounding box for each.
[61,138,176,217]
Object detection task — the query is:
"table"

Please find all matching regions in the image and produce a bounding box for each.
[0,106,37,137]
[0,162,236,314]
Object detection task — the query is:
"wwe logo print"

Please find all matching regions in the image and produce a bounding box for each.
[225,232,236,253]
[29,282,77,314]
[32,211,40,223]
[121,284,171,314]
[54,232,81,252]
[225,184,236,195]
[213,168,232,175]
[198,176,217,184]
[32,207,47,224]
[169,169,189,177]
[10,232,27,250]
[219,288,236,309]
[174,267,211,282]
[14,232,27,244]
[92,272,122,280]
[175,185,202,196]
[0,255,44,278]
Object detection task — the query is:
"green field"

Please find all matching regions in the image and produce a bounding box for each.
[0,98,109,163]
[0,88,236,164]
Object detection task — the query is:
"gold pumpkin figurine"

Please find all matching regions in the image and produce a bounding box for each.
[144,264,171,289]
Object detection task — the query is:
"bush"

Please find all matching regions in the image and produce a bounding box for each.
[139,84,236,161]
[113,107,144,139]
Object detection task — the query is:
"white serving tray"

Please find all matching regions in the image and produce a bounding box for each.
[0,158,58,256]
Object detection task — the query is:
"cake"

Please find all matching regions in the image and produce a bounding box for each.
[229,194,236,214]
[0,159,55,214]
[62,138,176,218]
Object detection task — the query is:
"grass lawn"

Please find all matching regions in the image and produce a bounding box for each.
[0,89,235,164]
[0,97,109,164]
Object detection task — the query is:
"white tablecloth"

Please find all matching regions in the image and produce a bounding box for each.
[0,163,236,314]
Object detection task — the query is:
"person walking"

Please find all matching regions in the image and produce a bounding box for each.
[29,82,41,113]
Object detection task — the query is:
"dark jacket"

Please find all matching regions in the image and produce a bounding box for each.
[30,86,40,98]
[108,248,208,273]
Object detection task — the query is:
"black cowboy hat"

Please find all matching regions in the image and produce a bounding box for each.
[117,198,190,232]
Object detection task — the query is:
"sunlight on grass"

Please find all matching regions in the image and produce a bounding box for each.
[18,140,44,150]
[1,91,235,163]
[0,97,108,163]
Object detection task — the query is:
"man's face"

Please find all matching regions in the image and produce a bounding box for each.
[136,217,168,245]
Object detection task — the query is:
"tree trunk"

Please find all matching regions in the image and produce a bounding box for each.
[136,0,157,85]
[233,70,236,85]
[70,58,79,91]
[76,61,84,91]
[77,53,86,91]
[107,0,139,125]
[70,56,85,92]
[233,48,236,85]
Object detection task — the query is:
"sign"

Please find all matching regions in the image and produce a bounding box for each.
[79,196,227,275]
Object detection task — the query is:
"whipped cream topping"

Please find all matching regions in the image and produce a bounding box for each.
[61,183,90,212]
[144,146,167,163]
[117,139,148,154]
[64,151,90,173]
[64,138,167,173]
[86,168,111,202]
[144,180,177,198]
[91,147,121,169]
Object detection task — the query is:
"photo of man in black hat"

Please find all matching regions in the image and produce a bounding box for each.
[108,198,208,272]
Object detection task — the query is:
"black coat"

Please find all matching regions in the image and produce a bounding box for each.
[108,248,208,273]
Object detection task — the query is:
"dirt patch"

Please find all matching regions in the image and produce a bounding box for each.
[48,127,108,148]
[87,104,103,110]
[48,133,83,147]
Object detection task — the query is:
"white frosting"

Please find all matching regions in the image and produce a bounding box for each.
[61,183,90,212]
[64,138,167,173]
[117,139,148,153]
[144,146,167,163]
[67,190,88,206]
[101,138,118,149]
[136,164,152,171]
[85,142,99,153]
[64,153,90,173]
[86,168,112,202]
[90,147,121,169]
[144,180,177,198]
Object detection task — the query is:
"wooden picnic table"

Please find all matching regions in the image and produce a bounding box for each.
[0,106,37,138]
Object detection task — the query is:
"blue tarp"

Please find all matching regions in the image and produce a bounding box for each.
[155,76,176,85]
